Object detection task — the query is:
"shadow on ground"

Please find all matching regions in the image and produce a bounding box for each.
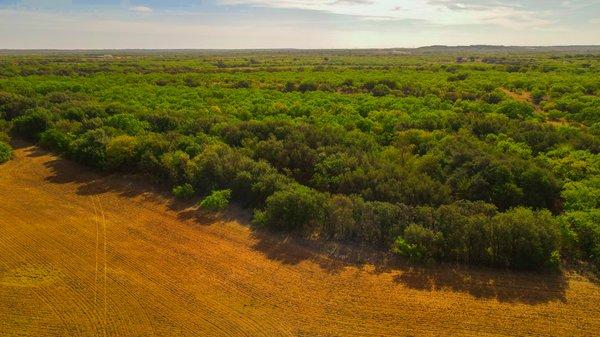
[393,265,568,305]
[14,141,575,305]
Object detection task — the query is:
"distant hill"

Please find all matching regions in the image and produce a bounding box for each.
[1,45,599,56]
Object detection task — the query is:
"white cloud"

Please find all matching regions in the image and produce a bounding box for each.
[130,6,153,13]
[0,1,598,49]
[217,0,557,28]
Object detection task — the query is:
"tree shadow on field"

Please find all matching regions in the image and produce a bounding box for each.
[250,226,570,304]
[249,230,346,273]
[392,264,568,305]
[43,154,165,203]
[19,142,573,306]
[13,141,185,213]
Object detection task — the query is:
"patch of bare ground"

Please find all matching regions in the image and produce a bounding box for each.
[1,141,599,336]
[500,88,535,106]
[499,88,578,128]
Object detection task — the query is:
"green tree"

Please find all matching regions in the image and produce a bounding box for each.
[199,189,232,211]
[0,142,12,163]
[490,207,560,269]
[172,183,195,200]
[12,109,51,140]
[106,135,138,170]
[255,184,326,232]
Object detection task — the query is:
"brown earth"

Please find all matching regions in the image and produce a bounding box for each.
[499,88,576,128]
[500,88,535,106]
[1,143,599,336]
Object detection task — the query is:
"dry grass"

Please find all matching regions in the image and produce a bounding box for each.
[1,142,599,336]
[499,88,578,128]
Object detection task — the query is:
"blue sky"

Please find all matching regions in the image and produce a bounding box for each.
[0,0,599,49]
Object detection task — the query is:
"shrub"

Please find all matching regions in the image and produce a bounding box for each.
[298,81,317,93]
[255,184,326,232]
[69,128,110,169]
[0,141,12,163]
[325,194,357,240]
[282,81,296,92]
[12,109,51,140]
[496,101,534,119]
[106,113,149,136]
[562,178,600,211]
[172,183,195,200]
[39,129,73,152]
[392,223,443,262]
[199,189,231,211]
[391,236,422,260]
[234,80,251,89]
[0,131,10,144]
[489,207,560,269]
[371,84,391,97]
[106,135,138,170]
[560,210,600,265]
[0,91,35,120]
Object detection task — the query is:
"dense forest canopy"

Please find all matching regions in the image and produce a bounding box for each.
[1,49,599,270]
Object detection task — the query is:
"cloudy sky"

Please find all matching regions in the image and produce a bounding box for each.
[0,0,599,49]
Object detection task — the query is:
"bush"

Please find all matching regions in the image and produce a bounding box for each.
[0,131,10,144]
[0,141,12,163]
[255,184,326,232]
[392,223,445,262]
[561,178,600,211]
[0,91,35,120]
[490,207,560,269]
[199,189,231,211]
[496,101,534,119]
[69,128,110,169]
[12,109,51,140]
[282,81,296,92]
[325,194,357,240]
[106,113,149,135]
[560,210,600,265]
[391,236,422,260]
[39,129,73,152]
[298,81,317,93]
[234,80,251,89]
[106,135,138,170]
[172,183,195,200]
[371,84,391,97]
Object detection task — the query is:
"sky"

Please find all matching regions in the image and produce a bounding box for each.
[0,0,599,49]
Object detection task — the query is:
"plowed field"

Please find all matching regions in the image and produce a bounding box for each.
[1,143,599,336]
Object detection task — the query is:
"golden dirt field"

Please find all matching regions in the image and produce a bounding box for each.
[1,143,599,337]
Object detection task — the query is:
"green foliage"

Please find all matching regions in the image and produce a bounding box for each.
[106,113,149,135]
[489,207,560,269]
[256,185,326,231]
[371,84,391,97]
[496,101,534,119]
[0,130,10,144]
[562,178,600,211]
[560,210,600,265]
[392,236,422,261]
[39,129,73,152]
[172,183,195,200]
[12,108,50,140]
[69,128,111,169]
[0,141,12,163]
[106,135,138,170]
[199,189,232,211]
[2,51,600,270]
[395,224,442,261]
[0,91,35,120]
